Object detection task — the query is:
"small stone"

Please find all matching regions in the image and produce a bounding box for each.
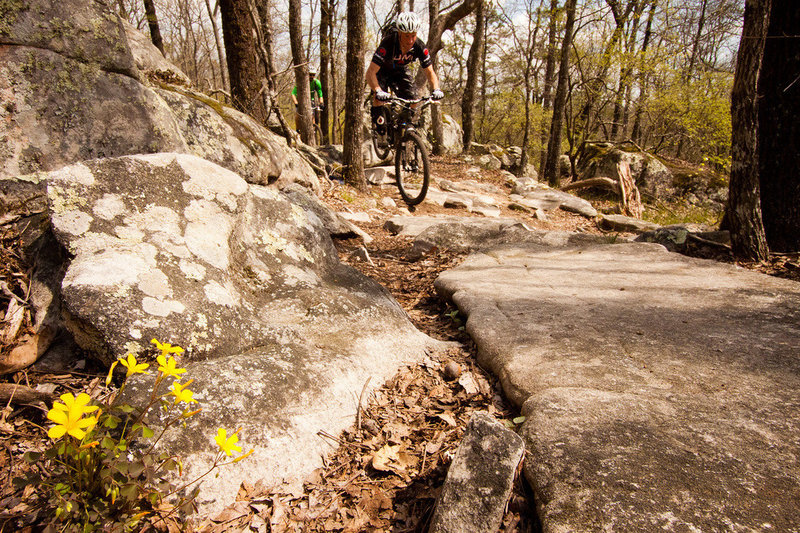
[443,360,462,381]
[362,419,379,435]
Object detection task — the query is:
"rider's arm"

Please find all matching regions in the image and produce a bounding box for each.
[422,65,440,93]
[366,62,382,93]
[291,86,298,106]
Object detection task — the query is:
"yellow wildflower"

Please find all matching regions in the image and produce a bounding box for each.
[151,339,184,357]
[118,353,149,378]
[156,354,186,380]
[232,449,255,463]
[214,428,242,457]
[105,361,119,386]
[46,393,99,440]
[169,380,197,405]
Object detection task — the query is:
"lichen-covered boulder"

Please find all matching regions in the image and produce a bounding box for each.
[0,0,319,193]
[44,153,439,512]
[439,113,464,155]
[45,153,416,362]
[0,0,137,76]
[576,142,673,199]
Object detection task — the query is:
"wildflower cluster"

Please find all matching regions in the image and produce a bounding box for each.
[19,339,253,531]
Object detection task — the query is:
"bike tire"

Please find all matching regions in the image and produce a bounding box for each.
[372,132,392,160]
[314,124,323,146]
[395,130,430,206]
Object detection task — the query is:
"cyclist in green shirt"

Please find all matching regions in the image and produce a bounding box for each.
[291,71,324,130]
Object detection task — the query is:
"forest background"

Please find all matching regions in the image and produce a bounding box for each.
[114,0,798,260]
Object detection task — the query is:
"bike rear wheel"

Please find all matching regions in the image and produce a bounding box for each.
[372,131,392,160]
[395,130,430,206]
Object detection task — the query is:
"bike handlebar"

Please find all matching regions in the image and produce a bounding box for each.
[386,96,437,105]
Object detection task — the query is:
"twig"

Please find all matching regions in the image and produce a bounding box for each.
[316,430,371,450]
[0,281,29,307]
[356,377,371,432]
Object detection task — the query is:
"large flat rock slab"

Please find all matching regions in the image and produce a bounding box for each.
[435,242,800,531]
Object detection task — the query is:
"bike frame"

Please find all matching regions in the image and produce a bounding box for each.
[382,96,434,151]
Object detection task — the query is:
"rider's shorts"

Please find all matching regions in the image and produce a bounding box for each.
[375,68,417,100]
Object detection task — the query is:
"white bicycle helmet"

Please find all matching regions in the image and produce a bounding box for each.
[396,11,421,33]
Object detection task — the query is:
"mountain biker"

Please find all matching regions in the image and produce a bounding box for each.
[365,12,443,143]
[291,70,324,128]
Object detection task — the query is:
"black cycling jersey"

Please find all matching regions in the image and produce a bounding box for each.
[371,32,433,72]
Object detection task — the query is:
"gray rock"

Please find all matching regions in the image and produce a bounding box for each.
[280,184,370,243]
[384,215,489,237]
[122,20,190,85]
[468,205,502,218]
[429,412,525,533]
[1,0,138,76]
[636,226,731,253]
[577,142,673,199]
[365,166,394,186]
[45,154,436,514]
[521,189,598,218]
[337,211,371,224]
[440,114,464,155]
[443,193,473,210]
[0,4,319,194]
[425,187,449,206]
[434,242,800,531]
[476,154,502,170]
[407,221,608,260]
[599,213,660,233]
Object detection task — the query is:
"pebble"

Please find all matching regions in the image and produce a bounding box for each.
[443,360,462,381]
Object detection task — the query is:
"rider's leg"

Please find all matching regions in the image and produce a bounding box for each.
[372,72,392,135]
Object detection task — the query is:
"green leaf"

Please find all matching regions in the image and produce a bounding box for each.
[512,416,527,425]
[160,458,177,472]
[101,436,116,450]
[119,483,138,502]
[128,460,145,478]
[142,426,155,439]
[117,404,135,414]
[23,451,42,463]
[103,415,121,429]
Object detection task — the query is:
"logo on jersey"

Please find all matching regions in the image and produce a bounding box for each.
[377,47,387,57]
[423,48,430,57]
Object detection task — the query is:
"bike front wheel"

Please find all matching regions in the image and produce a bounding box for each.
[395,131,430,206]
[372,131,392,160]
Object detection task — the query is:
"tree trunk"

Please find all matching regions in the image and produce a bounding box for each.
[478,4,489,143]
[342,0,366,190]
[630,0,656,144]
[320,0,333,144]
[330,2,340,143]
[143,0,165,54]
[428,0,444,155]
[252,0,294,144]
[205,0,229,93]
[539,0,560,174]
[611,0,645,140]
[461,0,485,152]
[220,0,269,123]
[728,0,770,261]
[576,0,635,142]
[686,0,708,81]
[519,2,544,176]
[289,0,314,145]
[758,0,800,252]
[542,0,577,187]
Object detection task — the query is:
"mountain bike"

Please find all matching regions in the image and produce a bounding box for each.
[311,103,324,145]
[371,96,435,206]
